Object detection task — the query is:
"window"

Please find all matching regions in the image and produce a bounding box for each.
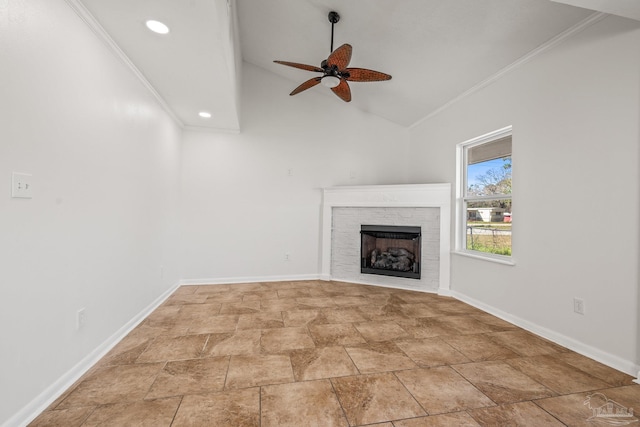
[456,126,512,261]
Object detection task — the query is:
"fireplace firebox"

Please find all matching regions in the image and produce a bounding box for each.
[360,225,421,279]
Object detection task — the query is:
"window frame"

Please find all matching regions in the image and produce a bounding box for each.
[455,126,514,265]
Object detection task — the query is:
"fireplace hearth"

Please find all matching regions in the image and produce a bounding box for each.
[360,225,421,279]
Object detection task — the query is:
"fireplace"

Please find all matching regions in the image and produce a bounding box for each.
[360,225,421,279]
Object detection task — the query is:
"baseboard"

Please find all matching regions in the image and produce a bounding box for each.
[450,290,640,378]
[179,274,322,286]
[4,282,180,427]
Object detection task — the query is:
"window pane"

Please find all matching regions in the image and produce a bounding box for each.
[467,155,512,196]
[466,199,512,256]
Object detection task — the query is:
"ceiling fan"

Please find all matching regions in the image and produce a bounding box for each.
[274,11,392,102]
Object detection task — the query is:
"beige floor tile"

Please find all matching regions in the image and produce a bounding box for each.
[505,355,610,394]
[146,357,229,399]
[296,296,337,309]
[345,342,417,374]
[534,392,601,427]
[164,293,210,305]
[488,330,566,356]
[225,354,294,389]
[453,361,556,404]
[219,300,261,315]
[395,317,460,338]
[260,297,299,312]
[193,284,233,294]
[398,303,443,318]
[144,305,182,328]
[396,367,495,414]
[282,309,328,327]
[237,311,284,329]
[596,384,640,408]
[536,386,640,427]
[56,363,164,408]
[395,338,471,367]
[276,288,312,298]
[261,380,348,427]
[440,333,520,361]
[332,295,369,306]
[549,352,636,387]
[354,321,411,342]
[175,306,236,333]
[81,397,181,427]
[468,401,565,426]
[172,388,260,427]
[469,313,519,331]
[433,300,484,315]
[224,282,265,293]
[136,334,208,363]
[98,334,153,366]
[332,372,426,425]
[290,346,359,381]
[203,330,261,357]
[359,304,411,322]
[28,407,94,427]
[436,315,497,334]
[241,290,279,301]
[308,323,367,346]
[393,412,481,427]
[322,306,369,323]
[260,327,315,353]
[204,293,244,304]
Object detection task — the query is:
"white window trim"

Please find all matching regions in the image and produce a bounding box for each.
[455,125,514,265]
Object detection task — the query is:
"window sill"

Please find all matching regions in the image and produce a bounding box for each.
[453,250,516,266]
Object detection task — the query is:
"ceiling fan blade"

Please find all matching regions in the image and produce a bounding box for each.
[327,44,352,69]
[331,79,351,102]
[345,68,392,82]
[274,61,324,73]
[290,77,322,96]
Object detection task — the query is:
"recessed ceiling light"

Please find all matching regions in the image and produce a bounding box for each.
[198,111,212,119]
[145,20,170,34]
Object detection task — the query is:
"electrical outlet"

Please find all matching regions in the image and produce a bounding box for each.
[284,253,290,261]
[573,298,585,315]
[77,308,86,330]
[12,172,32,198]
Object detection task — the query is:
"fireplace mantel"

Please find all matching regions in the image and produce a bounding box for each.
[321,184,451,294]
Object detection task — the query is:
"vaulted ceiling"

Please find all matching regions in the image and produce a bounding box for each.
[70,0,640,132]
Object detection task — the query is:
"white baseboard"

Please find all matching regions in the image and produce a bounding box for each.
[179,274,322,286]
[450,290,640,378]
[4,282,180,427]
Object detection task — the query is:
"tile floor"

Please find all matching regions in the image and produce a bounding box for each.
[30,280,639,426]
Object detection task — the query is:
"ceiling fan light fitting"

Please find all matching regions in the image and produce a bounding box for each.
[321,75,341,88]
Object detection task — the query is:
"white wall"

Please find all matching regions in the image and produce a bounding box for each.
[0,1,182,424]
[408,15,640,374]
[179,63,410,282]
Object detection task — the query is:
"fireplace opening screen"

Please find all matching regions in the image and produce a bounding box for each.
[360,225,421,279]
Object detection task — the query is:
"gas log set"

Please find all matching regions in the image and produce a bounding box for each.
[360,225,421,279]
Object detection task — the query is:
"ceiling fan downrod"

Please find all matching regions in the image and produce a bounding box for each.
[328,11,340,53]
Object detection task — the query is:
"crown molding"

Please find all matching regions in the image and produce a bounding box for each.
[63,0,184,128]
[410,11,608,129]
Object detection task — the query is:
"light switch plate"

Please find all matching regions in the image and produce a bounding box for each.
[12,172,32,198]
